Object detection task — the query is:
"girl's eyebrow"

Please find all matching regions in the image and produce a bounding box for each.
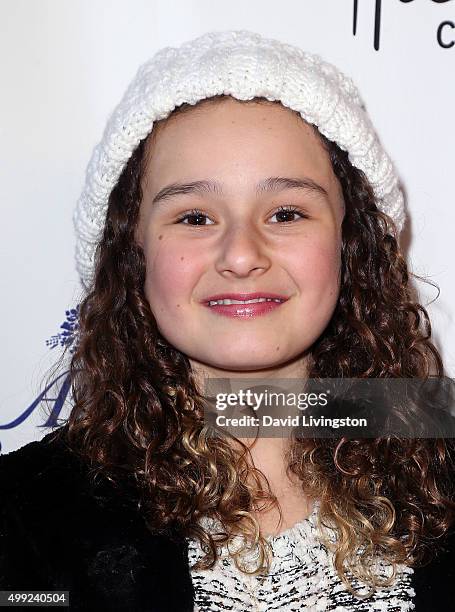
[151,176,329,206]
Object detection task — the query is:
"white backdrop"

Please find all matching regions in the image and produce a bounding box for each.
[1,0,454,453]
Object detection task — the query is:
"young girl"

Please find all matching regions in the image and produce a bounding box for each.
[1,30,454,611]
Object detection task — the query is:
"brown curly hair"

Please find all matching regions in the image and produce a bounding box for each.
[52,95,455,599]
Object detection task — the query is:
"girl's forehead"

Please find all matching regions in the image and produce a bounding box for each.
[151,96,311,139]
[139,98,344,223]
[144,97,331,179]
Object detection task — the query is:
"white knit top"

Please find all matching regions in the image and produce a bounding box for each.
[186,501,416,611]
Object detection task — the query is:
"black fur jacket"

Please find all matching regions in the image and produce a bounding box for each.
[1,426,454,611]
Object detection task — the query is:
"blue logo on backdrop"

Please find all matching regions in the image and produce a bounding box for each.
[353,0,454,50]
[0,307,80,451]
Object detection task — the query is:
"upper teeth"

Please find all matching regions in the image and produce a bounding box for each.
[208,298,284,306]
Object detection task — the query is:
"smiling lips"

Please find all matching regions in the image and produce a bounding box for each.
[202,292,289,318]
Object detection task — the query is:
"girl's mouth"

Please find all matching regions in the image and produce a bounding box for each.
[203,296,288,318]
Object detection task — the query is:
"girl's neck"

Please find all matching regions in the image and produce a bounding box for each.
[189,352,311,387]
[242,435,313,539]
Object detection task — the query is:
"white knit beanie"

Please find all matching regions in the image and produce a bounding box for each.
[73,29,405,291]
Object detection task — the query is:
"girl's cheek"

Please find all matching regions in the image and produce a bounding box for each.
[289,236,341,284]
[143,241,205,308]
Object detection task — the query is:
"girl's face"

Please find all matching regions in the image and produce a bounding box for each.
[136,97,345,375]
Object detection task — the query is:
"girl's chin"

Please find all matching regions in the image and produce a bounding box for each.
[201,356,291,373]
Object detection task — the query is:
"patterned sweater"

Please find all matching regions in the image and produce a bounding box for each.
[187,502,415,611]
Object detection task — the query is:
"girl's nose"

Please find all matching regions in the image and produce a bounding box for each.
[214,223,272,278]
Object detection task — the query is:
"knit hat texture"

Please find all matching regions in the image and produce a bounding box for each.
[73,29,405,290]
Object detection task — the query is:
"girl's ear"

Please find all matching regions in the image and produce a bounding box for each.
[134,224,143,248]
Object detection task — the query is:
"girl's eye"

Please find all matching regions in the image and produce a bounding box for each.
[269,205,309,223]
[175,205,309,226]
[175,209,214,225]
